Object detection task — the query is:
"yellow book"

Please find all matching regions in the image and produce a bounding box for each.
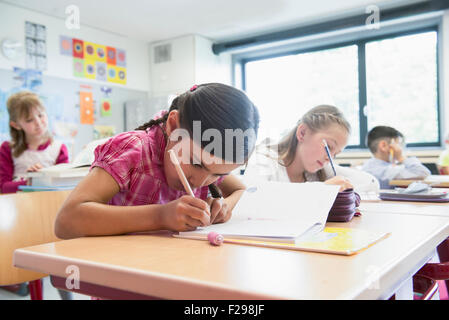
[214,227,390,256]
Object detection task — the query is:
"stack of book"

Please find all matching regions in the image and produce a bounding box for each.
[19,138,109,192]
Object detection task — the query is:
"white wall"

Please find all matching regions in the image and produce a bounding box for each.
[0,2,150,92]
[149,35,232,97]
[194,36,232,86]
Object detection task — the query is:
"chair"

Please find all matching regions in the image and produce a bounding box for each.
[0,190,71,300]
[416,238,449,300]
[413,274,439,300]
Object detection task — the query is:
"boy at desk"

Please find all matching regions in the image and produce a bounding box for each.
[362,126,430,189]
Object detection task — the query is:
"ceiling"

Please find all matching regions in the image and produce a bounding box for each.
[1,0,427,43]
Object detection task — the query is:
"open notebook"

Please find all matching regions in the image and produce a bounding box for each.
[176,182,340,244]
[220,227,390,256]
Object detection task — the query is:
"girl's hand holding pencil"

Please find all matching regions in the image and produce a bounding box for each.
[324,176,353,192]
[206,197,232,224]
[160,196,211,232]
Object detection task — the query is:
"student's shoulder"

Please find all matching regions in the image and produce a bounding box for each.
[0,141,12,154]
[94,131,155,162]
[105,131,149,148]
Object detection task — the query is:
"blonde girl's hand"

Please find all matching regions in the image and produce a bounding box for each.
[206,197,232,224]
[26,163,43,172]
[324,176,353,192]
[161,195,211,232]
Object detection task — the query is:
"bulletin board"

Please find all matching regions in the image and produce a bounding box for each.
[0,68,151,159]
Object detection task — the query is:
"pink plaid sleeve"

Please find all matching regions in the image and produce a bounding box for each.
[91,132,145,192]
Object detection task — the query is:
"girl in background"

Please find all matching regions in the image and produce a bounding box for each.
[244,105,379,193]
[0,91,69,193]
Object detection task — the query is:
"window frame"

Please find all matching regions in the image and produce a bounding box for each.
[237,25,442,150]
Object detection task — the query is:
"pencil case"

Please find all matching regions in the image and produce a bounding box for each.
[327,189,361,222]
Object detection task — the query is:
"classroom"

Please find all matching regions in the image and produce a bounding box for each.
[1,0,449,304]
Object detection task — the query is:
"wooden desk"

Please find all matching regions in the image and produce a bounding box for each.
[359,200,449,218]
[13,211,449,300]
[389,179,449,188]
[0,190,71,286]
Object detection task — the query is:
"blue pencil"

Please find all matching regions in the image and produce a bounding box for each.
[322,139,337,176]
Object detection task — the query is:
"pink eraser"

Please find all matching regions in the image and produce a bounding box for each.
[208,232,224,246]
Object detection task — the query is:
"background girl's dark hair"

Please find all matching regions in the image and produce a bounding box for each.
[136,83,260,164]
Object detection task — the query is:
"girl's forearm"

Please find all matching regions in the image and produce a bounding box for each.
[55,201,166,239]
[223,189,245,211]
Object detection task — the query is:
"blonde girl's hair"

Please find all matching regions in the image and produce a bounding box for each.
[268,105,351,181]
[6,91,51,158]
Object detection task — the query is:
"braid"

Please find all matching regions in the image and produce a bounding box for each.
[134,93,186,131]
[135,112,169,131]
[304,107,351,134]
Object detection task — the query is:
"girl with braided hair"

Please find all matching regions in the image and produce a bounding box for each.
[55,83,260,239]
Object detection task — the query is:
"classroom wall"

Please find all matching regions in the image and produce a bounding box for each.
[0,2,150,92]
[148,35,232,98]
[0,2,152,159]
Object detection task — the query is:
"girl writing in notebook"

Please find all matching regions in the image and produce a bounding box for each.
[55,83,260,239]
[243,105,378,192]
[0,91,69,193]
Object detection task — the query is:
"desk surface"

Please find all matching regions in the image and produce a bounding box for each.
[389,179,449,188]
[14,211,449,300]
[359,199,449,218]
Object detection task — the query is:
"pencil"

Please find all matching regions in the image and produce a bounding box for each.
[389,148,394,163]
[322,139,337,176]
[168,149,195,197]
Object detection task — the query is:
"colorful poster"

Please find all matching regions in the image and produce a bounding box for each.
[73,58,84,77]
[100,98,112,117]
[107,65,117,82]
[79,91,94,124]
[96,62,107,81]
[84,59,96,79]
[116,48,126,67]
[60,35,126,85]
[95,44,106,62]
[93,125,115,140]
[106,46,116,65]
[84,41,96,60]
[116,66,127,85]
[72,38,84,59]
[59,35,72,56]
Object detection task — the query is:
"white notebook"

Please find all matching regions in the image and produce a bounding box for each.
[176,182,340,243]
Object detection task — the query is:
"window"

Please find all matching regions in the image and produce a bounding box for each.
[242,29,440,148]
[365,32,438,145]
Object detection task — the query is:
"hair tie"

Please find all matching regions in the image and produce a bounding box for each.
[190,85,198,92]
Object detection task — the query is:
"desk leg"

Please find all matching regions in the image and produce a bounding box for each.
[394,278,413,300]
[50,276,161,300]
[29,279,43,300]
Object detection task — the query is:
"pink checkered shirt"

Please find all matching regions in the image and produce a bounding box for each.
[91,115,217,206]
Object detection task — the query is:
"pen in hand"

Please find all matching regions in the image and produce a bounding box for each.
[322,139,337,176]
